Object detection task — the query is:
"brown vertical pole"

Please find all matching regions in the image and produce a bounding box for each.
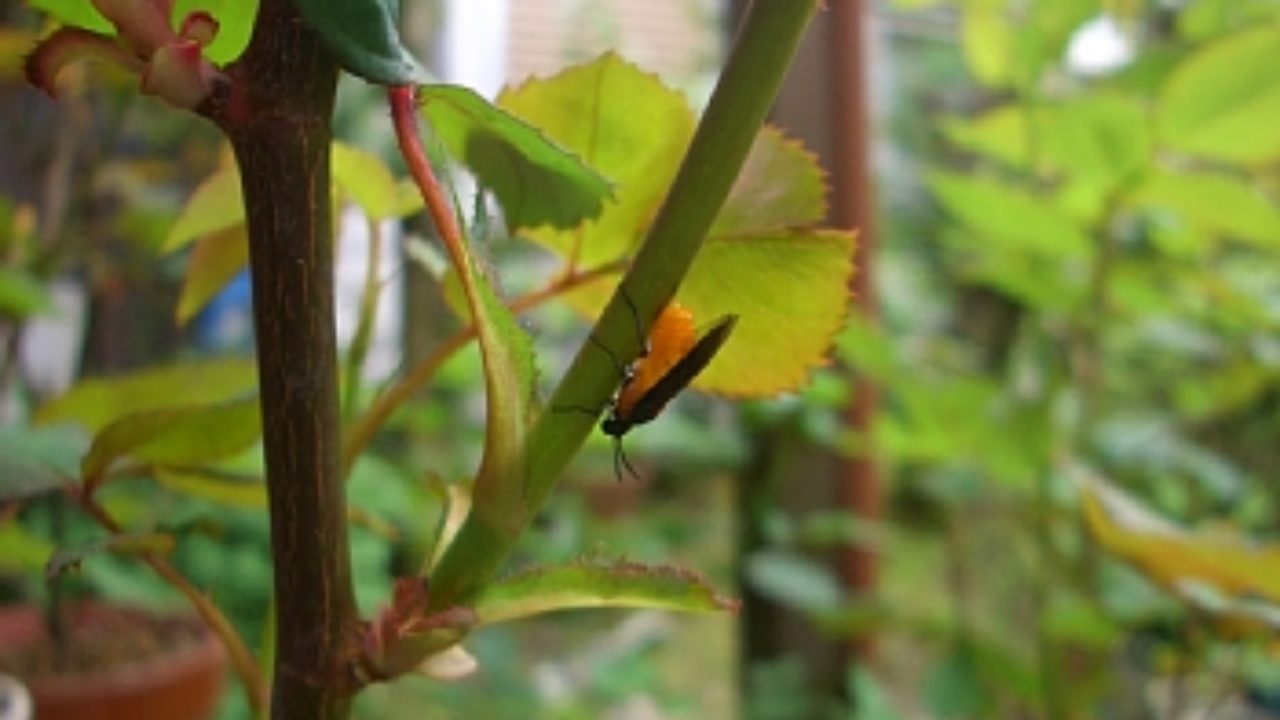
[829,0,880,661]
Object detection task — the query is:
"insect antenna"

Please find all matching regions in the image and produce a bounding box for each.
[613,435,641,482]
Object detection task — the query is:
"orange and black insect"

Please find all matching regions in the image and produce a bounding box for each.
[589,299,738,481]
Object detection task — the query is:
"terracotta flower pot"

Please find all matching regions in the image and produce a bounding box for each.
[0,603,225,720]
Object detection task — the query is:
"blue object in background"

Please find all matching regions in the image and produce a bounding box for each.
[193,271,254,352]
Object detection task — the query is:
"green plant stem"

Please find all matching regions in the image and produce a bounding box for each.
[219,1,356,716]
[427,0,821,611]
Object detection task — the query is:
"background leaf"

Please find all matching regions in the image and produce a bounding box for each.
[153,468,266,508]
[175,226,248,324]
[0,267,52,318]
[46,532,178,581]
[0,425,85,501]
[960,0,1012,86]
[1157,26,1280,163]
[164,161,243,253]
[0,524,56,574]
[1081,474,1280,627]
[1125,169,1280,248]
[37,357,258,431]
[928,170,1092,259]
[80,396,262,481]
[333,141,401,220]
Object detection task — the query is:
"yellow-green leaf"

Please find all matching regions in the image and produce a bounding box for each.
[1081,474,1280,630]
[81,396,262,481]
[176,225,248,324]
[164,161,243,254]
[153,468,266,508]
[333,142,401,220]
[0,524,55,574]
[961,0,1012,86]
[680,230,854,397]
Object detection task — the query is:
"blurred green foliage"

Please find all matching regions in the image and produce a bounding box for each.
[815,0,1280,717]
[5,0,1280,718]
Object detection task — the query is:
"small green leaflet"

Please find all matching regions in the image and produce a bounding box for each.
[419,84,613,231]
[294,0,429,85]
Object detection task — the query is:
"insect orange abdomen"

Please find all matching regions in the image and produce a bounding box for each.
[615,302,697,417]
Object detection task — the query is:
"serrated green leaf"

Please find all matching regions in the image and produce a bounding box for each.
[419,84,612,232]
[499,53,695,267]
[679,230,853,397]
[0,426,85,501]
[176,226,248,324]
[28,0,112,33]
[1158,27,1280,164]
[81,396,261,481]
[1126,169,1280,248]
[164,162,243,253]
[37,357,258,431]
[294,0,428,85]
[472,561,738,626]
[0,267,52,318]
[333,142,401,220]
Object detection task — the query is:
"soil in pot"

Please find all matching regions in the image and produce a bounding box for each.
[0,603,225,720]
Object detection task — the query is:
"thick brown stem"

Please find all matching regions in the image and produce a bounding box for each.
[222,1,356,717]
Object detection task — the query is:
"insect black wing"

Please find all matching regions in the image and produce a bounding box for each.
[623,314,738,427]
